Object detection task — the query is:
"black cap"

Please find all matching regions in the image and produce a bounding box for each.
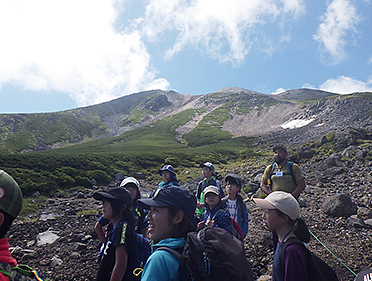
[225,175,242,191]
[93,187,132,206]
[138,186,196,219]
[272,144,287,152]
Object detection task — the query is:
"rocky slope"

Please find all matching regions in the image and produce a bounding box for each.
[1,87,371,153]
[9,136,372,281]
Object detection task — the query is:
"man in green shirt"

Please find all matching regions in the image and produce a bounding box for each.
[260,145,306,198]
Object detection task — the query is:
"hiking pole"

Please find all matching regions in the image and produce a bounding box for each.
[308,229,357,277]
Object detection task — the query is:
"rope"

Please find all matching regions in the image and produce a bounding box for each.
[240,188,357,276]
[308,229,357,276]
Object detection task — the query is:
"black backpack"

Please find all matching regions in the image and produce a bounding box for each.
[157,227,254,281]
[0,262,44,281]
[279,237,339,281]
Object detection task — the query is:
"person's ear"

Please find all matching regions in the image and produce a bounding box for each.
[173,210,185,224]
[0,213,4,227]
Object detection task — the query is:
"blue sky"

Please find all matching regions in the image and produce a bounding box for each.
[0,0,371,113]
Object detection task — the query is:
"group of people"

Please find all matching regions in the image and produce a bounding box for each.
[0,144,311,281]
[91,144,310,281]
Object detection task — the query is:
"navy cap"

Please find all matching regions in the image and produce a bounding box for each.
[138,186,196,219]
[225,175,242,191]
[93,187,132,206]
[158,165,176,176]
[272,144,287,152]
[200,162,215,171]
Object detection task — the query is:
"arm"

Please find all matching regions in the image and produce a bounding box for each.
[110,244,128,281]
[240,201,249,237]
[291,178,306,198]
[260,177,272,195]
[94,221,106,244]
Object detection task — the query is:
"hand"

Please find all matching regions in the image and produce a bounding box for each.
[205,218,214,228]
[197,221,205,230]
[196,202,205,209]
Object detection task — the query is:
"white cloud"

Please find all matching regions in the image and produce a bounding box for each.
[0,0,170,107]
[272,88,287,95]
[320,76,372,94]
[313,0,360,64]
[137,0,305,65]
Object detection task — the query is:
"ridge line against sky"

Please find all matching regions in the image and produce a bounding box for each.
[0,0,371,113]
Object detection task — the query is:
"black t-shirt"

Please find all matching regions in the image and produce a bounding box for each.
[96,221,135,281]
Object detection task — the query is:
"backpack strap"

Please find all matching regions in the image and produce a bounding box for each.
[211,209,225,221]
[155,247,182,261]
[269,161,297,186]
[154,247,191,281]
[279,237,308,273]
[287,161,297,186]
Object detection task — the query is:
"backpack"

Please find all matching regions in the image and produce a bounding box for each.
[269,161,297,186]
[212,209,244,241]
[131,230,152,280]
[159,227,254,281]
[0,262,44,281]
[279,237,339,281]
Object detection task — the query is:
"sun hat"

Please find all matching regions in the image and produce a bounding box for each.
[0,170,23,218]
[120,177,140,189]
[272,144,287,152]
[93,187,132,206]
[253,191,300,220]
[137,186,196,219]
[200,162,215,171]
[158,165,176,176]
[203,185,220,196]
[225,175,242,191]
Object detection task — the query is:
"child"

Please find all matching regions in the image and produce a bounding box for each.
[253,191,310,281]
[197,185,232,234]
[223,175,249,237]
[137,186,196,281]
[195,162,224,217]
[94,177,148,244]
[93,187,136,281]
[157,165,179,188]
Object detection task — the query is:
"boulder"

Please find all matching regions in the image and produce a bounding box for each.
[322,194,357,217]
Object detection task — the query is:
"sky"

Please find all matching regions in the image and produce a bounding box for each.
[0,0,371,113]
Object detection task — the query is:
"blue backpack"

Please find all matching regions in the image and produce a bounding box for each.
[131,230,151,280]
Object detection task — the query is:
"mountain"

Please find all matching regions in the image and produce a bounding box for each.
[0,87,371,153]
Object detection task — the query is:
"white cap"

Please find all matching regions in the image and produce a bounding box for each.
[120,177,140,189]
[253,191,300,220]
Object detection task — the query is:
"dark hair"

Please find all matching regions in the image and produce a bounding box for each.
[274,209,310,243]
[125,183,141,203]
[109,199,136,226]
[167,206,196,239]
[0,210,15,239]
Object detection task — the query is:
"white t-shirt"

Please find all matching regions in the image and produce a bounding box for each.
[227,199,238,222]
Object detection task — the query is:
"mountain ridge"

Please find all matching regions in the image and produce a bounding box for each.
[0,87,371,153]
